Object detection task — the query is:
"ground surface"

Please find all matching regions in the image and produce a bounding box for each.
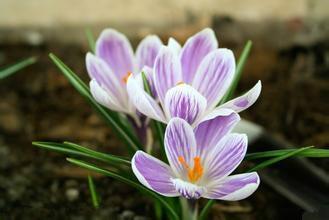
[0,33,328,219]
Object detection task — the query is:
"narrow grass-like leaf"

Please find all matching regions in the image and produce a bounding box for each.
[200,146,315,220]
[88,175,100,208]
[33,141,130,166]
[67,158,180,220]
[49,53,142,153]
[245,147,328,160]
[85,28,96,53]
[219,40,252,105]
[64,141,131,166]
[0,57,37,80]
[247,146,313,172]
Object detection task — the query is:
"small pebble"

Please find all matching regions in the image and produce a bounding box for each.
[66,188,79,201]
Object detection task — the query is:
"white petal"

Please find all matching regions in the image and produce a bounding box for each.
[218,81,262,113]
[126,74,166,123]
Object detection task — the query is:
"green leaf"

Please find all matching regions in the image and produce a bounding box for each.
[49,53,142,153]
[64,141,131,166]
[199,146,315,220]
[247,146,314,172]
[85,28,96,53]
[67,158,180,220]
[0,57,37,80]
[88,175,100,208]
[219,40,252,105]
[32,141,130,167]
[245,146,329,160]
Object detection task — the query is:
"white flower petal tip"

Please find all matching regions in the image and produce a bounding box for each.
[167,37,182,54]
[205,172,260,201]
[220,81,262,113]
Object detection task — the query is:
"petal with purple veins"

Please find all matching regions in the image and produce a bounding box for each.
[192,49,235,108]
[95,29,135,82]
[153,46,183,104]
[86,53,125,101]
[132,151,179,196]
[164,118,196,177]
[164,84,207,125]
[194,109,240,158]
[204,172,260,201]
[218,81,262,113]
[136,35,163,70]
[203,134,247,180]
[180,28,218,83]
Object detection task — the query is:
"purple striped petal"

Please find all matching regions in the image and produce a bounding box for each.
[168,37,182,55]
[164,118,196,177]
[132,151,179,196]
[86,53,125,101]
[204,172,260,201]
[219,81,262,113]
[126,74,166,123]
[136,35,163,70]
[164,84,207,125]
[89,79,125,112]
[204,134,247,180]
[95,29,134,82]
[153,46,183,104]
[194,109,240,158]
[180,28,218,84]
[192,49,235,108]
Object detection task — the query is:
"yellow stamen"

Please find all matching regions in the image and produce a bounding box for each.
[178,156,203,183]
[176,81,185,86]
[122,72,132,84]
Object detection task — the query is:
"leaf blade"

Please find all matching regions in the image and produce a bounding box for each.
[0,57,37,80]
[88,175,100,208]
[67,158,180,220]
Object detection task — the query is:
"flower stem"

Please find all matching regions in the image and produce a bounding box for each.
[180,198,199,220]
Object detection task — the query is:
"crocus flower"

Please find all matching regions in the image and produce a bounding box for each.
[127,28,261,126]
[86,28,163,116]
[132,113,260,200]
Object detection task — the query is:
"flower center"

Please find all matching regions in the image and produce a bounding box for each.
[176,81,185,86]
[122,72,132,84]
[178,156,203,183]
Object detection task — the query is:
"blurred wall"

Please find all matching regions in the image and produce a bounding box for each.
[0,0,328,46]
[0,0,321,27]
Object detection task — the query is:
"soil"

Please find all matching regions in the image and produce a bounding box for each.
[0,34,328,219]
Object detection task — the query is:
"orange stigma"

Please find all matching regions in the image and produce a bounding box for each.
[122,72,132,84]
[178,156,203,183]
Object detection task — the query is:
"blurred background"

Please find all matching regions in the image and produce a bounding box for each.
[0,0,328,219]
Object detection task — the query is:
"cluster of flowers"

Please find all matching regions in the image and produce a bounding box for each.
[86,28,261,200]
